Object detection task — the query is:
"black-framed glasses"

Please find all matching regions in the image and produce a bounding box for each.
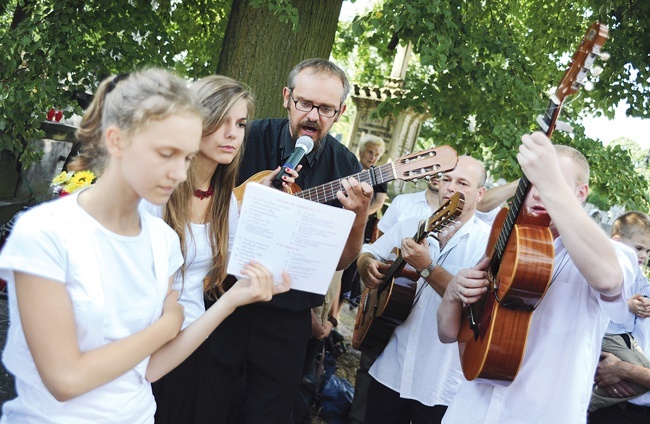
[290,93,339,118]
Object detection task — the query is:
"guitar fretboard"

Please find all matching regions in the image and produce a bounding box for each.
[293,163,396,203]
[489,176,531,277]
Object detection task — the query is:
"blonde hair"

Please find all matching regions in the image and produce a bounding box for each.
[358,134,386,157]
[612,211,650,240]
[70,69,203,173]
[554,145,590,186]
[163,76,254,299]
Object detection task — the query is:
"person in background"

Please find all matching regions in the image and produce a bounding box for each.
[206,58,373,424]
[438,133,637,424]
[0,69,288,424]
[589,210,650,416]
[342,134,388,307]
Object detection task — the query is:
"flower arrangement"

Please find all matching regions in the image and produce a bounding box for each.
[51,170,96,197]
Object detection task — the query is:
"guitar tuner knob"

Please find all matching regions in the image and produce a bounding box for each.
[590,65,604,77]
[582,80,595,91]
[599,52,611,61]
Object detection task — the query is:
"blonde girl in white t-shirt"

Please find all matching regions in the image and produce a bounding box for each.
[0,69,289,424]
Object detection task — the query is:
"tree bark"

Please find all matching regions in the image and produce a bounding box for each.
[217,0,344,119]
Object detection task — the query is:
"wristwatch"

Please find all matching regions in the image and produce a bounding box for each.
[418,262,437,279]
[327,315,338,327]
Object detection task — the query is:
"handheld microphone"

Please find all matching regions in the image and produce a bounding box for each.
[272,136,314,189]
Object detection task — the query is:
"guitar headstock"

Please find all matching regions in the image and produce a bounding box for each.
[537,22,609,137]
[425,192,465,234]
[392,145,458,182]
[555,22,609,103]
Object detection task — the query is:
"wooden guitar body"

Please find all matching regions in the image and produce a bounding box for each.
[459,208,554,381]
[353,272,418,355]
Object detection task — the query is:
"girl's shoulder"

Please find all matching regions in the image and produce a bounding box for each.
[14,195,81,233]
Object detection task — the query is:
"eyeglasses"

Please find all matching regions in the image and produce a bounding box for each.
[290,93,339,118]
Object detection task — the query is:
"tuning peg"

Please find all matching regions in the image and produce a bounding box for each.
[582,81,595,91]
[599,52,610,61]
[590,65,604,77]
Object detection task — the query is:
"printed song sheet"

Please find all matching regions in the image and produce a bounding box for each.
[227,183,355,294]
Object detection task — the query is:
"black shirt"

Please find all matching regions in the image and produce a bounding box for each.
[239,118,363,310]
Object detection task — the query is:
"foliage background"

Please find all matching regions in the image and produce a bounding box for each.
[1,0,648,210]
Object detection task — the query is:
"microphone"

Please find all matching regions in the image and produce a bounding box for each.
[272,136,314,189]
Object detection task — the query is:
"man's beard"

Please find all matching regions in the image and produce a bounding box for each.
[289,115,323,151]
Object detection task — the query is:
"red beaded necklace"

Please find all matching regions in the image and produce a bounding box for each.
[193,185,214,200]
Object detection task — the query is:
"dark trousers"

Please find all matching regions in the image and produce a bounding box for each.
[152,341,220,424]
[205,303,312,424]
[365,377,447,424]
[589,402,650,424]
[349,350,379,423]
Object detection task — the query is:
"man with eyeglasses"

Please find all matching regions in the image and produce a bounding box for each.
[205,58,373,424]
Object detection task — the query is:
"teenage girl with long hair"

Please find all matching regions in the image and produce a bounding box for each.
[0,69,288,423]
[143,75,297,423]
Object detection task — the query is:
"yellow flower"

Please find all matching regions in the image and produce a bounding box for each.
[51,171,70,185]
[52,170,96,195]
[69,170,96,187]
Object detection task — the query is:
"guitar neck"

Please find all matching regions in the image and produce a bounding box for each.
[293,163,395,203]
[489,176,531,277]
[378,220,429,294]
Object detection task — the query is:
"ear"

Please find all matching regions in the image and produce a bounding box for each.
[105,125,126,158]
[612,235,622,242]
[475,186,487,205]
[282,87,291,109]
[575,183,589,204]
[334,103,347,122]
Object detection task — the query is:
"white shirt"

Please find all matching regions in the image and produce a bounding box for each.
[365,215,490,406]
[140,194,239,329]
[378,191,432,234]
[0,193,183,424]
[631,305,650,406]
[606,270,650,335]
[443,239,638,424]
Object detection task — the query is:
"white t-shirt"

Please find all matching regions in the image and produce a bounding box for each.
[0,193,183,424]
[442,239,637,424]
[365,215,491,406]
[140,193,239,328]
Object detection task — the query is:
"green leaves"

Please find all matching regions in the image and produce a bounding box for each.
[333,0,649,209]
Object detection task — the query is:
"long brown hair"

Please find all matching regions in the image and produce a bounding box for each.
[163,76,254,299]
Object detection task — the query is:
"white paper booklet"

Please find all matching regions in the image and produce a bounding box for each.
[227,183,355,295]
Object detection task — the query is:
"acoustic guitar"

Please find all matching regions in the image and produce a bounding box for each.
[353,192,465,355]
[233,146,458,203]
[458,22,609,381]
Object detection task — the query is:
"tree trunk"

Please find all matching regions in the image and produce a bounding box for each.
[217,0,344,119]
